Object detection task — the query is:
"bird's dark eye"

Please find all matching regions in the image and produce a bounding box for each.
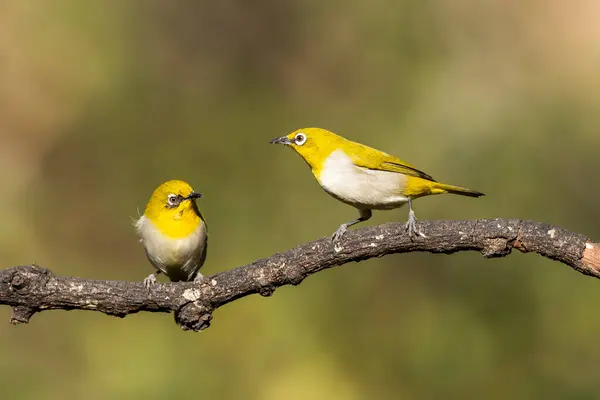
[167,194,179,206]
[294,133,307,145]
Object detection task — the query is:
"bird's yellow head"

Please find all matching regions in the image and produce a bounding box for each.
[142,180,204,238]
[269,128,345,169]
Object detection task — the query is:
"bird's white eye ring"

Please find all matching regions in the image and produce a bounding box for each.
[294,133,307,146]
[167,194,179,206]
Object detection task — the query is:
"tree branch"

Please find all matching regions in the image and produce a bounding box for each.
[1,219,599,331]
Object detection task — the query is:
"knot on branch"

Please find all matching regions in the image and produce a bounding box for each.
[1,266,54,325]
[3,265,53,295]
[175,302,213,331]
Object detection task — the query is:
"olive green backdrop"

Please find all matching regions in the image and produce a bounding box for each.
[1,1,600,399]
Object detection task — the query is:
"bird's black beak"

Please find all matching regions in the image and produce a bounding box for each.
[269,136,292,145]
[186,192,203,200]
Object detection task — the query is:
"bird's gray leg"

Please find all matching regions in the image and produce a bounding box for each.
[404,197,427,239]
[143,270,161,288]
[332,209,372,242]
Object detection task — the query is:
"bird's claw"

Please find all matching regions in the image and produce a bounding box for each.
[143,274,157,289]
[331,224,348,243]
[405,211,427,239]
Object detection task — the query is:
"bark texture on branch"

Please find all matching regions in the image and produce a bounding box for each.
[1,219,598,331]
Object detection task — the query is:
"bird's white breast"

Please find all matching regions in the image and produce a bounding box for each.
[317,149,408,210]
[135,216,207,280]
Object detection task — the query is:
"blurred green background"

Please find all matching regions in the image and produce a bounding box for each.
[2,1,600,399]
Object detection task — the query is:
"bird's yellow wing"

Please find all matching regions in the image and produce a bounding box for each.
[348,143,436,182]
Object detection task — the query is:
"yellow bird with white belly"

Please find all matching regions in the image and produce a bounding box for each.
[135,180,208,287]
[270,128,484,241]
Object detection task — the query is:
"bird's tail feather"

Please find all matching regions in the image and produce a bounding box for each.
[434,183,484,198]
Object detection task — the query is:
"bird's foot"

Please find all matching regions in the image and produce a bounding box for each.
[143,273,157,289]
[331,224,348,243]
[405,210,427,239]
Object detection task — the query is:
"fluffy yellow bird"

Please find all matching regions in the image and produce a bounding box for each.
[270,128,484,241]
[135,180,207,287]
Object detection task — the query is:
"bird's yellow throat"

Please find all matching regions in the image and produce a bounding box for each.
[145,203,203,239]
